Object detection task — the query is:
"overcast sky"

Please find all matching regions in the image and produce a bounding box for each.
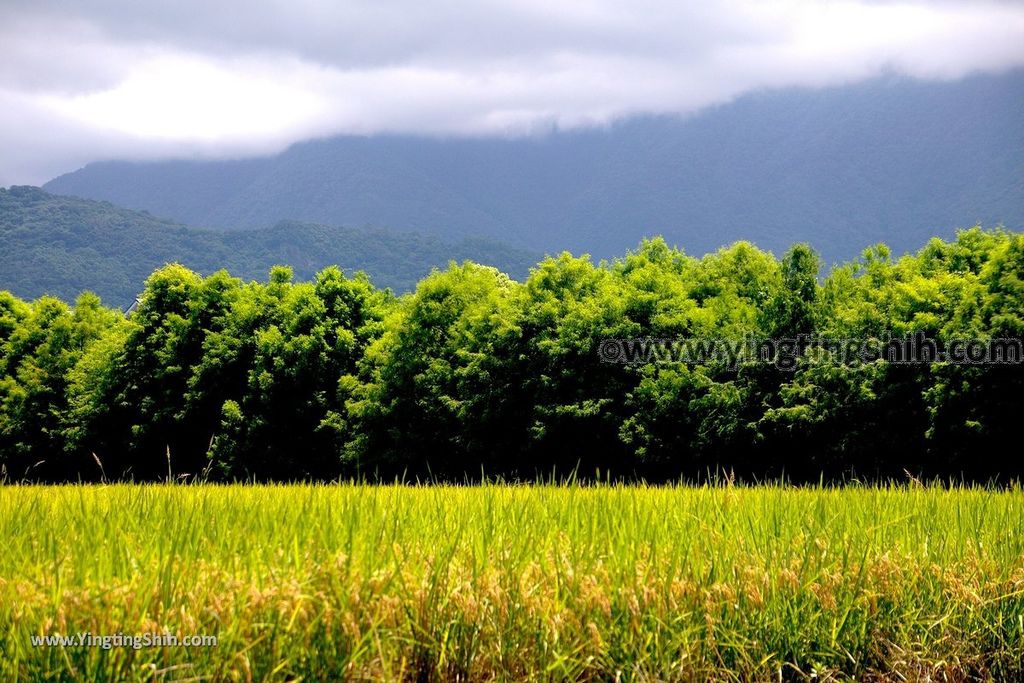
[2,0,1023,186]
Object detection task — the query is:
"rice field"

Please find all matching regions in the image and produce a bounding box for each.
[1,484,1022,681]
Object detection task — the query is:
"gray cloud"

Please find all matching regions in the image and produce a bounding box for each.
[1,0,1023,185]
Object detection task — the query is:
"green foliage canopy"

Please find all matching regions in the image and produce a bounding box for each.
[2,227,1022,482]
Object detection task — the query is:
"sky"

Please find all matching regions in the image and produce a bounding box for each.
[2,0,1023,186]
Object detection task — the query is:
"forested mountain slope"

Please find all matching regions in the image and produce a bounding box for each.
[45,70,1024,264]
[0,187,539,305]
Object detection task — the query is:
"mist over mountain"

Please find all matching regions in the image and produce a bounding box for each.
[44,70,1024,265]
[0,186,539,306]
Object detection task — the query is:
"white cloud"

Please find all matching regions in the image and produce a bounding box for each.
[44,55,325,141]
[1,0,1022,184]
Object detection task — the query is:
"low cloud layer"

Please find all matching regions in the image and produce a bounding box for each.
[2,0,1023,185]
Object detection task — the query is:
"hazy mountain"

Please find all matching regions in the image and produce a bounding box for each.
[0,186,540,306]
[44,70,1024,265]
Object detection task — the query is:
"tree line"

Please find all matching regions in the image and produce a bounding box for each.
[2,227,1022,483]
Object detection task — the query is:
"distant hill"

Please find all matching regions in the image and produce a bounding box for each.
[45,70,1024,264]
[0,187,540,306]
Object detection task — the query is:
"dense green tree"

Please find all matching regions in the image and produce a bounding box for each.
[65,266,242,479]
[616,241,783,477]
[1,293,123,480]
[344,262,519,477]
[501,253,642,477]
[763,243,820,338]
[206,266,391,479]
[922,232,1024,476]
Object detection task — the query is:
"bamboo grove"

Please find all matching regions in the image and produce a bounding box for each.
[1,227,1022,482]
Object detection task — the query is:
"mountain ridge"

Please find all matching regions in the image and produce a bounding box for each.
[0,186,540,306]
[44,70,1024,264]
